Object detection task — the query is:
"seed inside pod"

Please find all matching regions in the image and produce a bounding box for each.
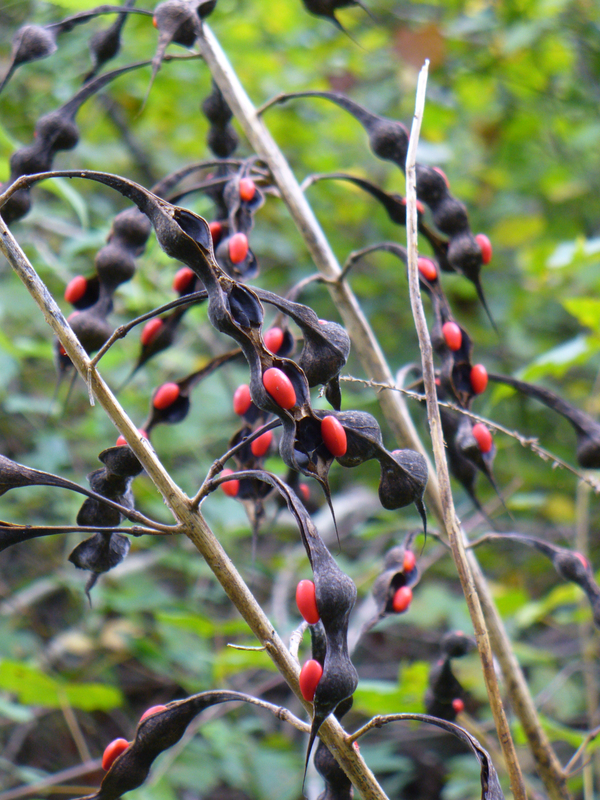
[470,364,488,395]
[392,585,412,613]
[472,423,493,453]
[64,275,88,304]
[229,232,248,264]
[153,382,180,410]
[321,416,347,457]
[172,267,195,293]
[251,429,272,457]
[141,318,164,347]
[296,579,320,624]
[442,321,462,351]
[102,738,129,770]
[403,550,416,572]
[262,368,296,409]
[475,233,492,265]
[418,257,437,283]
[263,326,284,353]
[299,659,323,701]
[233,384,252,416]
[140,704,168,721]
[239,177,256,202]
[220,468,240,497]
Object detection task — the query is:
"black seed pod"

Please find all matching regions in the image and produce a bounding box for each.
[94,243,137,289]
[110,207,152,251]
[202,80,233,126]
[207,124,239,158]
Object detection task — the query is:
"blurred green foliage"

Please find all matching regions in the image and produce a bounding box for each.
[0,0,599,798]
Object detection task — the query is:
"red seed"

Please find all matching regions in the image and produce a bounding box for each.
[64,275,87,304]
[251,429,273,457]
[296,579,320,624]
[472,423,493,453]
[442,321,462,351]
[401,196,425,215]
[209,221,223,245]
[452,698,465,714]
[321,416,347,457]
[220,468,239,497]
[153,382,180,410]
[299,659,323,702]
[417,257,437,283]
[262,368,296,409]
[433,166,449,187]
[233,384,252,416]
[239,178,256,202]
[470,364,488,395]
[299,483,310,502]
[403,550,416,573]
[172,267,195,294]
[574,552,589,569]
[392,586,413,613]
[102,738,129,770]
[140,318,164,347]
[152,15,158,27]
[116,429,148,447]
[229,232,248,264]
[264,326,284,353]
[140,704,168,722]
[475,233,492,265]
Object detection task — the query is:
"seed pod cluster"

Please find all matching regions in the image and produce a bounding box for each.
[425,630,475,721]
[2,61,148,225]
[68,438,146,598]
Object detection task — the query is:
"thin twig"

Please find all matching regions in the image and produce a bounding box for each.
[564,724,600,775]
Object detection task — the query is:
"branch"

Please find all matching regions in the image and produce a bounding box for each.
[0,217,387,800]
[195,22,571,800]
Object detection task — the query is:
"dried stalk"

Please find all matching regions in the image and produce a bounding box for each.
[0,217,387,800]
[404,61,525,800]
[196,22,571,800]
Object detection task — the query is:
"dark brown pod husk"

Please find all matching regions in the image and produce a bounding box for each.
[68,530,131,599]
[0,25,57,94]
[99,445,144,478]
[364,532,420,630]
[488,372,600,469]
[84,0,136,82]
[202,79,234,126]
[424,656,465,722]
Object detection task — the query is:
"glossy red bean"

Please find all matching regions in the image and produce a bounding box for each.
[470,364,488,395]
[64,275,87,304]
[172,267,195,293]
[140,704,168,721]
[262,368,296,409]
[321,416,347,457]
[263,326,284,353]
[452,698,465,714]
[153,382,180,410]
[229,232,248,264]
[442,321,462,351]
[475,233,492,265]
[140,318,164,347]
[472,423,493,453]
[239,178,256,202]
[209,221,223,245]
[102,738,129,770]
[299,659,323,702]
[403,550,416,573]
[417,257,437,283]
[233,384,252,416]
[251,429,273,457]
[296,579,320,624]
[392,586,413,613]
[299,483,310,502]
[220,468,239,497]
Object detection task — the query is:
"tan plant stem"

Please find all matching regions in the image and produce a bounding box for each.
[194,23,572,800]
[404,62,525,800]
[0,217,387,800]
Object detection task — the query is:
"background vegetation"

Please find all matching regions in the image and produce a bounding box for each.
[0,0,599,798]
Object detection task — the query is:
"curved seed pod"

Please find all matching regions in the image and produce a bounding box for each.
[488,373,600,468]
[207,123,239,159]
[84,0,136,82]
[314,738,353,800]
[68,531,131,599]
[367,532,420,629]
[267,91,494,326]
[98,444,144,479]
[425,656,465,722]
[301,0,373,34]
[483,533,600,629]
[202,79,234,125]
[70,690,290,800]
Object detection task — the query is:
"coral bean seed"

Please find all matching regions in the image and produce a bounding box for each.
[418,257,437,283]
[299,483,310,502]
[251,429,273,457]
[403,550,416,573]
[153,382,180,410]
[229,232,248,264]
[442,321,462,351]
[433,166,449,187]
[262,368,296,409]
[172,267,195,293]
[233,384,252,416]
[299,659,323,702]
[140,704,168,721]
[209,221,223,245]
[475,233,493,265]
[239,177,256,202]
[392,586,413,613]
[102,738,129,770]
[263,326,284,353]
[575,552,589,569]
[321,416,347,457]
[220,468,239,497]
[64,275,87,304]
[472,423,493,453]
[296,579,320,624]
[140,318,164,347]
[470,364,488,395]
[452,698,465,714]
